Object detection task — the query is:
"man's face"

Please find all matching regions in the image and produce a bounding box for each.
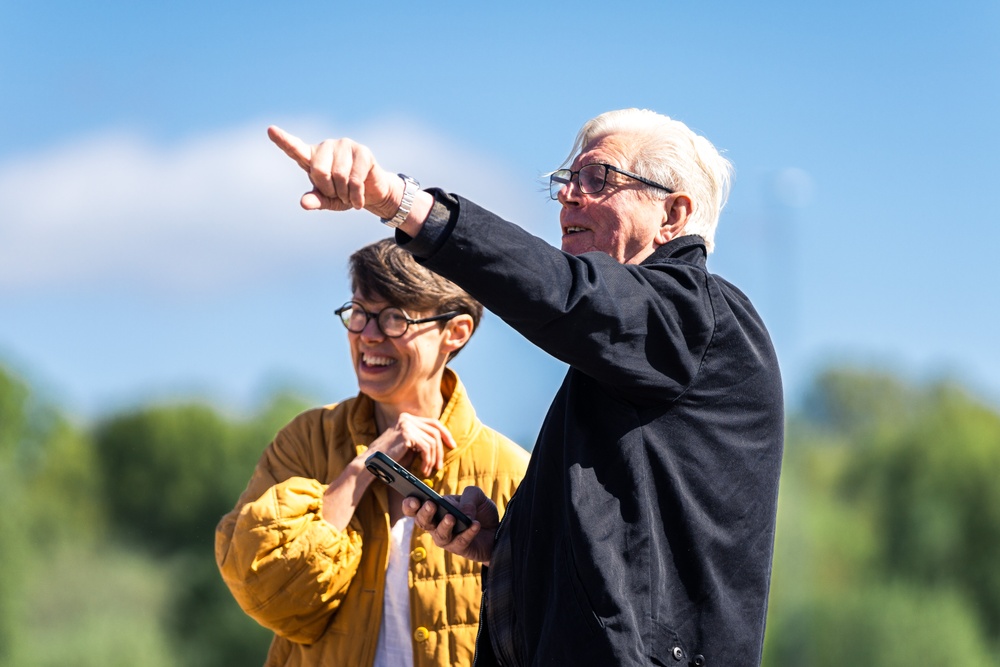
[557,133,668,265]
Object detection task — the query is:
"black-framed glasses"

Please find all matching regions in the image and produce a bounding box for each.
[334,301,460,338]
[549,163,674,200]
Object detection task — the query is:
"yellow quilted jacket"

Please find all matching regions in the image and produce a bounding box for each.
[215,369,529,667]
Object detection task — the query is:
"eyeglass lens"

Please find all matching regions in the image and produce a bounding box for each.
[338,304,410,337]
[549,164,608,199]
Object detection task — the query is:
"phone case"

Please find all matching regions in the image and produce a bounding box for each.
[365,451,472,533]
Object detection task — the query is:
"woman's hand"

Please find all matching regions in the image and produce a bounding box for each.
[370,412,456,478]
[403,486,498,565]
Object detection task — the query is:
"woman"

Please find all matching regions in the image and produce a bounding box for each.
[215,238,528,667]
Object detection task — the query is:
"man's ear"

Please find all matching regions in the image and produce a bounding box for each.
[441,314,474,356]
[654,193,692,246]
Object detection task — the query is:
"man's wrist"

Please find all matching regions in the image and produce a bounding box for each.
[393,188,457,257]
[381,174,420,228]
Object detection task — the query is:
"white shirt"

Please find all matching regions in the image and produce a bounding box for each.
[373,515,415,667]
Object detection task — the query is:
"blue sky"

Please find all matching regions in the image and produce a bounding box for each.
[1,1,998,445]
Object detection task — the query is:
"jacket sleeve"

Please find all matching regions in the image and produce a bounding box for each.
[411,194,715,404]
[214,420,365,644]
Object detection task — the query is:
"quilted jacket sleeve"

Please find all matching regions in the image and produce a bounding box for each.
[215,415,364,644]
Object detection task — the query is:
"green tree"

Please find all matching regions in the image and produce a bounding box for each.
[168,392,311,667]
[1,365,105,663]
[90,391,311,665]
[169,550,273,667]
[848,381,1000,639]
[767,367,1000,664]
[0,366,29,663]
[2,360,313,666]
[798,365,919,442]
[91,391,311,556]
[15,542,178,667]
[765,582,996,666]
[92,403,238,554]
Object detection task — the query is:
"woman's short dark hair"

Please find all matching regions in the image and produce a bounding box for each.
[348,239,483,357]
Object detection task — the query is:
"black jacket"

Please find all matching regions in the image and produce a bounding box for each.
[404,193,784,667]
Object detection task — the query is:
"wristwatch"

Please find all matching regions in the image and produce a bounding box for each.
[380,174,420,228]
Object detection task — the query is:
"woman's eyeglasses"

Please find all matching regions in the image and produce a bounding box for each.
[334,301,459,338]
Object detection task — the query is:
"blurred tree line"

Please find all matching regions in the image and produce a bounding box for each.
[1,361,999,665]
[0,365,306,666]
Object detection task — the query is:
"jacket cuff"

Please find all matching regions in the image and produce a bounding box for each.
[394,188,459,259]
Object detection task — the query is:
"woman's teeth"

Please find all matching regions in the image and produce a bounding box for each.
[363,354,396,367]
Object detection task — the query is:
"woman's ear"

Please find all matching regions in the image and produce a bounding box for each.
[654,193,693,246]
[441,314,474,355]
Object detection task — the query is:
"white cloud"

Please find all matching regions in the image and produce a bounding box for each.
[0,117,556,295]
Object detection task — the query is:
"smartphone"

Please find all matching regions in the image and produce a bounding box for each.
[365,451,472,533]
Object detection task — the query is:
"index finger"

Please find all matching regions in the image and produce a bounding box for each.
[411,418,455,473]
[427,418,457,451]
[267,125,313,172]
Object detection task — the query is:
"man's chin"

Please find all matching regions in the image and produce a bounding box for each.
[560,235,588,256]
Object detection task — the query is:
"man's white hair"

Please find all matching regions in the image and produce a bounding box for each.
[563,108,733,253]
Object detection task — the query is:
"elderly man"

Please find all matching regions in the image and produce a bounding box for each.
[269,108,784,667]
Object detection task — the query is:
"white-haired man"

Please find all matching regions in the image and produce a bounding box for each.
[270,108,784,667]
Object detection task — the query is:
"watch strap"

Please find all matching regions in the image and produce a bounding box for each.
[380,174,420,228]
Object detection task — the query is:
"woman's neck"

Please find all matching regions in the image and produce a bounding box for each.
[373,389,446,434]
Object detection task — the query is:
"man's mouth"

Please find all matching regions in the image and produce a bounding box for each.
[563,226,588,235]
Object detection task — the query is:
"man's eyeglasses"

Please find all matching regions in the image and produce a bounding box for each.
[334,301,460,338]
[549,163,674,200]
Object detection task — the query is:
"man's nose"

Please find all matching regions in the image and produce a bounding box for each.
[557,175,582,205]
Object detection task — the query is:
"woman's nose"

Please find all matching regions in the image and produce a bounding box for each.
[359,315,384,341]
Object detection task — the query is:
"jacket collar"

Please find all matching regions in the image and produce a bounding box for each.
[642,234,707,267]
[346,367,480,470]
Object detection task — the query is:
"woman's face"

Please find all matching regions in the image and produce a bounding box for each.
[347,291,455,410]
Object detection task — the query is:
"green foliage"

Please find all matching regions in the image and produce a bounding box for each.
[0,461,24,665]
[22,417,106,548]
[0,367,30,459]
[0,366,104,662]
[765,582,996,666]
[798,366,919,441]
[84,392,310,664]
[766,367,1000,664]
[90,391,309,556]
[847,382,1000,637]
[92,403,236,553]
[0,369,27,662]
[13,543,178,667]
[168,551,274,667]
[2,359,311,667]
[768,438,879,606]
